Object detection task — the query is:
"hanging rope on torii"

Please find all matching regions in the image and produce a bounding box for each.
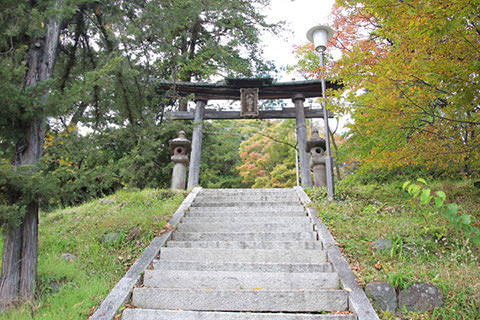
[160,77,341,189]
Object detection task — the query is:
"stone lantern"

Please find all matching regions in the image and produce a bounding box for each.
[307,129,327,188]
[169,130,191,190]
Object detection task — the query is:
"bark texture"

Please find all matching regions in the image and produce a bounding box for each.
[0,0,63,310]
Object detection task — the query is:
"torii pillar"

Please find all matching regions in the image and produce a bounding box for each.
[293,94,312,187]
[187,96,208,189]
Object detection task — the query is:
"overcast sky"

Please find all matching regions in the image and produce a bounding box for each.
[262,0,336,79]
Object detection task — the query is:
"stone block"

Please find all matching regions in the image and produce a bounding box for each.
[186,210,306,217]
[191,201,302,208]
[187,206,304,213]
[194,195,299,202]
[122,309,357,320]
[131,288,348,312]
[181,216,310,224]
[166,240,322,250]
[154,260,334,273]
[176,222,312,233]
[143,270,339,289]
[171,231,316,242]
[159,248,327,264]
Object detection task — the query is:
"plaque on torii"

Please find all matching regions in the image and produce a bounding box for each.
[240,88,259,117]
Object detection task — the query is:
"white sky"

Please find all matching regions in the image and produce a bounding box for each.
[261,0,336,80]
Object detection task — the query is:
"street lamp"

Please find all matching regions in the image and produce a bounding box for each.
[307,24,335,200]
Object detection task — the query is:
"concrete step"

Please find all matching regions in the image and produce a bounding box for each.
[154,260,334,273]
[195,195,299,202]
[166,240,322,250]
[191,201,299,207]
[199,188,296,194]
[186,210,306,217]
[143,270,339,289]
[176,222,313,233]
[122,309,357,320]
[182,216,310,224]
[131,288,348,312]
[160,248,327,264]
[171,231,317,241]
[187,206,304,213]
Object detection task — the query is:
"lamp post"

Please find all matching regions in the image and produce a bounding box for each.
[307,24,335,200]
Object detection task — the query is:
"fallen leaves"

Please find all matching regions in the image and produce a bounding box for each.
[159,223,174,234]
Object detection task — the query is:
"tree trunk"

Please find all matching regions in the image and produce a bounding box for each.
[19,204,39,300]
[0,225,22,309]
[0,0,63,310]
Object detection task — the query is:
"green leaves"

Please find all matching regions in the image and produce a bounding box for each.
[434,191,446,209]
[419,188,432,205]
[0,162,57,227]
[402,179,480,246]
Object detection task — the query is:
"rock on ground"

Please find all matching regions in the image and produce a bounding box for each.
[398,283,444,313]
[372,238,392,251]
[365,282,397,312]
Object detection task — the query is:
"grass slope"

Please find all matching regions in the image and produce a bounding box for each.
[0,188,186,319]
[308,179,480,320]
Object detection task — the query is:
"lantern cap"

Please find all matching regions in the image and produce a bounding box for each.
[306,24,335,52]
[169,130,191,151]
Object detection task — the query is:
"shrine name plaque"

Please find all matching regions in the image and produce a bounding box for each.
[240,88,259,117]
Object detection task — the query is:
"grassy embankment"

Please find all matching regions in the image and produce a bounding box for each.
[0,188,186,319]
[308,178,480,320]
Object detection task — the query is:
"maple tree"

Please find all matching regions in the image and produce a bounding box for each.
[294,0,480,177]
[237,120,298,188]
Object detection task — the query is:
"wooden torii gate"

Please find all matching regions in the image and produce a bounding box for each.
[158,78,341,189]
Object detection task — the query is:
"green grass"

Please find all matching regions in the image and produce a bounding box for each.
[307,178,480,320]
[0,188,186,319]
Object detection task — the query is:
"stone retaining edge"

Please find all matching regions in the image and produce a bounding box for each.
[294,187,380,320]
[89,187,203,320]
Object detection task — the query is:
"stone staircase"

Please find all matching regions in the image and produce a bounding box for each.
[122,188,357,319]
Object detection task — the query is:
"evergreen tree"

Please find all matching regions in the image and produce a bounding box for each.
[0,0,278,309]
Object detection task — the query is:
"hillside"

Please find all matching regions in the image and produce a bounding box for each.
[0,189,186,319]
[308,178,480,319]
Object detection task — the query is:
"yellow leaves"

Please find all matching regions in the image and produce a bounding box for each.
[58,158,73,167]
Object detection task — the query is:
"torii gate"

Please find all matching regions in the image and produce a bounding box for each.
[158,78,341,189]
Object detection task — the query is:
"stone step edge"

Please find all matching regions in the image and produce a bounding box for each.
[181,217,311,221]
[190,203,302,207]
[294,187,379,320]
[171,232,318,241]
[159,247,327,264]
[152,260,335,273]
[143,270,340,289]
[131,287,349,312]
[176,223,314,232]
[122,309,357,320]
[165,240,323,249]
